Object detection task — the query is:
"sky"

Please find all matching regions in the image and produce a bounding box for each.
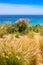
[0,0,43,15]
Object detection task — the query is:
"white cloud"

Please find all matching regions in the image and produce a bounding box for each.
[0,3,43,15]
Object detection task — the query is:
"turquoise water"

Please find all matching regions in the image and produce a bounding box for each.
[0,15,43,25]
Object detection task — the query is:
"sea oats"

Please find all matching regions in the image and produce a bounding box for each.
[16,55,20,60]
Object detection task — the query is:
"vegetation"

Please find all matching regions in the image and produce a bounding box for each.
[0,19,43,38]
[0,18,43,65]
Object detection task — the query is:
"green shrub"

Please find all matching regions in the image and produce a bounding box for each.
[6,24,15,34]
[14,19,29,33]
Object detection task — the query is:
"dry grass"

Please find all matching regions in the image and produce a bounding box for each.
[0,34,43,65]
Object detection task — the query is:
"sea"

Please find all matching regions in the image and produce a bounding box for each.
[0,15,43,25]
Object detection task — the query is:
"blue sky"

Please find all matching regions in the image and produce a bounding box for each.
[0,0,43,15]
[0,0,43,5]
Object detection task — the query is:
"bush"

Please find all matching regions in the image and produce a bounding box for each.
[14,19,29,33]
[31,24,42,33]
[6,25,15,34]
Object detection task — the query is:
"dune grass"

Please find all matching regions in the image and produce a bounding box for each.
[0,34,43,65]
[0,19,43,65]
